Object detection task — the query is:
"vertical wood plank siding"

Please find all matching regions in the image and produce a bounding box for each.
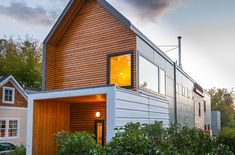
[45,0,136,90]
[0,82,27,108]
[33,101,70,155]
[70,102,106,142]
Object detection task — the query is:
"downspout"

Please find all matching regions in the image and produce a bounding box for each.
[174,62,178,124]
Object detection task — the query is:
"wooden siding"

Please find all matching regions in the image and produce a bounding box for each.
[70,102,106,142]
[33,101,70,155]
[0,81,27,108]
[45,0,136,90]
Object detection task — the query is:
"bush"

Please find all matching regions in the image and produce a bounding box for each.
[218,127,235,154]
[106,122,233,155]
[54,131,104,155]
[8,145,26,155]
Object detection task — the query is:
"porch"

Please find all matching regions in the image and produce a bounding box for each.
[26,85,169,155]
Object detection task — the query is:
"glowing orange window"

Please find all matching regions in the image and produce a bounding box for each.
[108,51,133,88]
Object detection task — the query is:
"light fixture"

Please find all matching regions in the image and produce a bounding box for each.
[96,112,101,118]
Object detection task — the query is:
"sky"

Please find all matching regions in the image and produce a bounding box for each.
[0,0,234,89]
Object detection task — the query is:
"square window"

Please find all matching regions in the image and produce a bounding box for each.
[2,87,15,104]
[107,51,133,88]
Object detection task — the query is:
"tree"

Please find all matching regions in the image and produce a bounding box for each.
[208,88,235,128]
[0,36,42,89]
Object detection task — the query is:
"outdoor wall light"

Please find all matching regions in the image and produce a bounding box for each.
[96,111,101,118]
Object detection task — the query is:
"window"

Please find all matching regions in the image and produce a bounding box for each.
[182,87,186,96]
[8,120,18,137]
[187,89,191,98]
[0,120,6,137]
[176,84,179,93]
[204,100,206,112]
[204,124,207,130]
[0,119,19,139]
[2,87,15,104]
[208,124,210,130]
[159,69,166,95]
[107,51,133,88]
[139,56,158,92]
[198,102,201,117]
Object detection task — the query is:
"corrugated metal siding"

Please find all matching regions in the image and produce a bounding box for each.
[115,89,169,127]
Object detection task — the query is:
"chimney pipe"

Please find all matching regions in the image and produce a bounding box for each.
[177,36,182,69]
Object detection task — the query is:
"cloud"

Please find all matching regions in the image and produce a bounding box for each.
[119,0,187,22]
[0,2,59,26]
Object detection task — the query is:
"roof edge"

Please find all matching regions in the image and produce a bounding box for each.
[0,75,28,100]
[97,0,131,28]
[43,0,75,45]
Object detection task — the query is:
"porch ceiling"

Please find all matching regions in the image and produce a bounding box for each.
[37,94,106,103]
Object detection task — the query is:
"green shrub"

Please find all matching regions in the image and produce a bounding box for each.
[106,122,233,155]
[106,123,152,155]
[54,131,104,155]
[8,145,26,155]
[218,127,235,154]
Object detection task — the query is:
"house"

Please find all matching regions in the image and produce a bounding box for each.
[204,90,212,135]
[0,75,28,146]
[193,83,205,129]
[211,111,221,135]
[26,0,211,154]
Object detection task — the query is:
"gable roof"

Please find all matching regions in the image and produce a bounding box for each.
[43,0,173,64]
[42,0,198,89]
[0,75,28,100]
[0,76,8,83]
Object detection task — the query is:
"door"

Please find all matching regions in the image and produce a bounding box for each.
[94,120,104,146]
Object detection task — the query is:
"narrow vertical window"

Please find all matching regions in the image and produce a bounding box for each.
[204,100,206,112]
[139,56,158,92]
[0,120,6,137]
[198,102,201,117]
[107,51,133,88]
[159,69,166,95]
[8,120,18,137]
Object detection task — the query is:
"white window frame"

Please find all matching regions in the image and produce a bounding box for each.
[0,118,20,140]
[2,87,15,104]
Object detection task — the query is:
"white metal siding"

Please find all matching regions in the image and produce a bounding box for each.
[115,89,169,127]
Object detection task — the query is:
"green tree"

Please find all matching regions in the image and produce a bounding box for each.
[208,88,235,128]
[0,36,42,89]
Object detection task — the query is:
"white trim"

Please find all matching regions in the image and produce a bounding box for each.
[0,75,27,100]
[0,118,20,140]
[2,87,15,104]
[26,97,33,155]
[26,85,116,155]
[0,106,27,110]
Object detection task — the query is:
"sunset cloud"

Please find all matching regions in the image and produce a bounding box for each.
[0,1,59,26]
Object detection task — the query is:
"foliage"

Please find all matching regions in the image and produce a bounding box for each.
[218,127,235,154]
[208,88,235,127]
[106,122,233,155]
[7,145,26,155]
[54,131,104,155]
[0,36,42,89]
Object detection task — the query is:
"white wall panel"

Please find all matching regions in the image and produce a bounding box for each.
[115,89,169,128]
